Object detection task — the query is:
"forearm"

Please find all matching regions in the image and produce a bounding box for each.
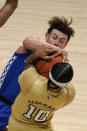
[0,0,18,27]
[24,53,39,70]
[23,37,68,61]
[23,36,59,52]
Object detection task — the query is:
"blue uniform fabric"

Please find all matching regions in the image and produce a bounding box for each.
[0,52,31,128]
[0,127,4,131]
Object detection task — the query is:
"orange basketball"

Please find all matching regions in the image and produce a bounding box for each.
[36,56,63,78]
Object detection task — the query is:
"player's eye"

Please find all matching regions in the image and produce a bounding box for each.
[53,37,57,40]
[59,40,65,44]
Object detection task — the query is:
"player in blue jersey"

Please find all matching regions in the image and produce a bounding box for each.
[0,0,18,131]
[0,16,75,131]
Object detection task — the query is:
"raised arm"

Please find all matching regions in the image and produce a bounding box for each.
[0,0,18,27]
[23,36,68,61]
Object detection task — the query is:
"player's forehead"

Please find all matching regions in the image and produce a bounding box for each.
[50,29,68,40]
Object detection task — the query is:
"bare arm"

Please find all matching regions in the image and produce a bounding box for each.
[0,0,18,27]
[24,44,54,70]
[23,36,61,52]
[24,53,38,70]
[23,36,68,61]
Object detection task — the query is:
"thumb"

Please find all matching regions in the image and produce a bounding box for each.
[43,56,53,61]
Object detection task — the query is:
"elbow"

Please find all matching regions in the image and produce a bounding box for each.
[23,37,29,49]
[23,36,32,50]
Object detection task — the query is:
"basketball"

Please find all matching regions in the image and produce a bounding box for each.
[36,56,63,78]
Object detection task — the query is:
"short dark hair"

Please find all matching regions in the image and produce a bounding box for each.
[47,16,75,42]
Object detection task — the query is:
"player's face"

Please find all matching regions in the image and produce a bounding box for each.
[45,29,68,49]
[48,80,61,93]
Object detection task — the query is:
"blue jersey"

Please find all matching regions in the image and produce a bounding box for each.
[0,52,31,128]
[0,52,31,104]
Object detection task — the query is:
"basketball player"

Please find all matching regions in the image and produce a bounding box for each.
[0,16,75,131]
[8,50,75,131]
[0,0,18,131]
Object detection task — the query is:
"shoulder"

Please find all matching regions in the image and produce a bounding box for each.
[65,83,75,95]
[16,45,29,54]
[18,66,43,93]
[63,83,75,106]
[19,66,39,82]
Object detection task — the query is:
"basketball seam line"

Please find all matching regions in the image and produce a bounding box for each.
[38,62,48,73]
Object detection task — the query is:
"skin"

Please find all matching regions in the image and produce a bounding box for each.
[0,1,69,128]
[45,29,68,49]
[25,48,66,94]
[20,29,69,61]
[0,0,18,27]
[48,80,62,93]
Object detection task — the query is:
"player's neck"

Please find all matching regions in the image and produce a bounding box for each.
[47,80,62,93]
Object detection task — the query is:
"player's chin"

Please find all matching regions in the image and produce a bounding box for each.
[50,87,61,93]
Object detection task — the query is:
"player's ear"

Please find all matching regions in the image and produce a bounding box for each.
[45,33,49,41]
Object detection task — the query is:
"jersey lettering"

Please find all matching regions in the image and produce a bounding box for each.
[24,104,51,122]
[24,104,36,119]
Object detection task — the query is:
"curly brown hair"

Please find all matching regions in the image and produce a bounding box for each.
[47,16,75,42]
